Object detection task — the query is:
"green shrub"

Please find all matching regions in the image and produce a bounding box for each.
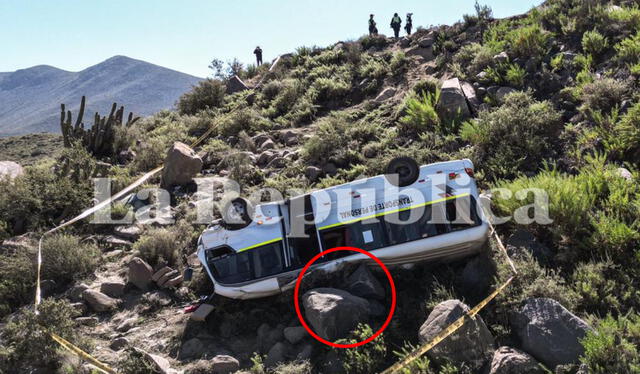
[580,78,629,113]
[266,79,305,118]
[582,29,608,57]
[506,24,551,59]
[0,249,34,317]
[412,79,440,97]
[454,43,497,77]
[389,51,408,73]
[580,314,640,373]
[337,324,387,374]
[393,342,435,374]
[572,261,630,315]
[1,298,83,372]
[616,32,640,64]
[614,102,640,160]
[505,64,526,87]
[358,56,389,80]
[177,79,226,115]
[607,5,640,33]
[134,223,195,269]
[309,77,351,104]
[461,91,562,180]
[400,90,441,134]
[41,234,100,286]
[273,361,313,374]
[217,108,272,137]
[550,53,564,72]
[118,348,161,374]
[359,34,388,50]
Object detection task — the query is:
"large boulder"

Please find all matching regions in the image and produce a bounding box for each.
[346,264,385,300]
[128,257,154,291]
[374,87,397,102]
[489,346,545,374]
[505,229,553,264]
[284,326,307,345]
[211,355,240,374]
[264,342,289,368]
[419,299,495,369]
[460,81,481,115]
[302,288,370,341]
[511,298,591,369]
[0,161,24,180]
[100,281,126,298]
[82,289,118,312]
[226,75,249,94]
[438,78,471,121]
[161,142,203,188]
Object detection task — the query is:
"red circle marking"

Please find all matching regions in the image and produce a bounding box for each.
[293,246,397,348]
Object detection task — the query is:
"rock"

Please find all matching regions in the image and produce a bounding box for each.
[284,326,307,344]
[257,323,284,352]
[374,87,397,102]
[296,343,314,361]
[265,342,288,367]
[211,355,240,374]
[257,151,275,166]
[0,161,24,180]
[302,288,370,341]
[460,81,481,114]
[100,281,126,298]
[136,349,177,374]
[476,71,489,81]
[617,167,633,181]
[75,317,99,326]
[487,86,500,97]
[179,338,205,360]
[322,163,338,176]
[128,257,154,291]
[70,302,87,315]
[418,33,436,48]
[459,254,496,301]
[406,46,434,61]
[493,51,509,63]
[69,283,90,302]
[304,166,322,182]
[511,298,591,368]
[114,225,141,241]
[152,266,174,282]
[280,130,299,146]
[489,346,544,374]
[226,75,249,94]
[419,299,495,369]
[399,36,411,48]
[495,87,517,102]
[190,303,215,322]
[259,139,276,151]
[438,78,471,120]
[156,269,179,286]
[110,337,130,351]
[266,157,286,169]
[82,289,118,312]
[117,149,136,164]
[161,142,203,189]
[505,229,553,264]
[346,264,385,300]
[103,235,133,250]
[116,317,137,332]
[159,273,183,289]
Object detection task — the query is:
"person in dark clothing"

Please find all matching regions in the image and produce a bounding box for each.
[253,46,263,66]
[405,13,413,35]
[369,14,378,35]
[390,13,402,38]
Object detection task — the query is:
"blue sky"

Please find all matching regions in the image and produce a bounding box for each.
[1,0,543,78]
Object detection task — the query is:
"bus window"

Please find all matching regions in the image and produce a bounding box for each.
[287,195,321,269]
[351,219,387,251]
[210,250,253,284]
[251,241,285,278]
[385,205,440,245]
[446,196,481,232]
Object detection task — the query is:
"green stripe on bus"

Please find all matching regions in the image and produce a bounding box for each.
[238,237,283,253]
[318,193,471,231]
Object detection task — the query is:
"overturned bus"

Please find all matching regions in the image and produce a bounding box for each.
[196,157,489,299]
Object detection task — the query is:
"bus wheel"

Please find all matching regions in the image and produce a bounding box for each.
[385,157,419,187]
[222,197,253,230]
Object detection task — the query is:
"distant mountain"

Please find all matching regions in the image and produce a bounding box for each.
[0,56,203,136]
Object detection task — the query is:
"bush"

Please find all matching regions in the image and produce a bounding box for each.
[134,222,195,269]
[41,234,100,286]
[615,32,640,64]
[580,314,640,373]
[615,102,640,160]
[118,348,161,374]
[582,30,608,57]
[273,361,313,374]
[337,324,387,374]
[506,24,550,59]
[461,91,562,180]
[571,261,629,315]
[308,77,351,104]
[389,51,408,73]
[0,249,34,317]
[217,108,272,137]
[1,299,83,372]
[580,78,629,113]
[399,90,441,134]
[177,79,226,115]
[359,34,388,50]
[505,64,526,87]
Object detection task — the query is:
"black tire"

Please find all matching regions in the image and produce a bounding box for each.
[385,157,420,187]
[222,197,253,230]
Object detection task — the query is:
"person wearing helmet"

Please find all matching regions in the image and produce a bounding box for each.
[369,14,378,36]
[390,13,402,38]
[405,13,413,35]
[253,46,263,66]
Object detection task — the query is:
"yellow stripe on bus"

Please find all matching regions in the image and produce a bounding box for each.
[237,238,283,253]
[318,193,471,231]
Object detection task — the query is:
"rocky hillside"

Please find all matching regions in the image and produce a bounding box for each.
[0,56,203,136]
[1,0,640,373]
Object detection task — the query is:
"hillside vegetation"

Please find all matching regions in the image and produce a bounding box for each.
[1,0,640,373]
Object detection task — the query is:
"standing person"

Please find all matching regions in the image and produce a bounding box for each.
[390,13,402,38]
[253,46,263,66]
[369,14,378,35]
[405,13,413,35]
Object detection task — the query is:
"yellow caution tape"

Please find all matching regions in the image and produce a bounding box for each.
[380,221,517,374]
[50,332,117,374]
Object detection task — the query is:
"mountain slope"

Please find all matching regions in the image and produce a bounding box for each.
[0,56,203,136]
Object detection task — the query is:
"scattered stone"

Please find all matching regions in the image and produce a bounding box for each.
[323,163,338,176]
[419,299,495,369]
[0,161,24,180]
[259,139,276,151]
[346,264,385,300]
[284,326,307,344]
[191,303,215,322]
[296,343,314,361]
[399,36,411,48]
[374,87,397,102]
[227,75,249,94]
[114,225,142,241]
[265,342,288,367]
[257,151,275,167]
[100,281,126,298]
[280,130,299,146]
[459,253,496,301]
[159,273,183,289]
[511,298,591,368]
[505,229,553,264]
[476,71,489,80]
[103,235,133,250]
[128,257,154,291]
[460,81,481,114]
[418,33,436,48]
[152,266,173,282]
[305,166,322,182]
[496,87,517,102]
[406,46,434,60]
[179,338,205,360]
[302,288,370,341]
[110,337,130,351]
[116,317,137,332]
[617,167,633,181]
[70,302,87,315]
[117,149,136,164]
[211,355,240,374]
[489,346,545,374]
[76,317,99,326]
[438,78,471,120]
[136,349,177,374]
[69,283,90,302]
[161,142,203,189]
[82,289,118,312]
[493,51,509,63]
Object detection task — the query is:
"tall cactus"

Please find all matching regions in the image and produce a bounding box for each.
[59,96,139,158]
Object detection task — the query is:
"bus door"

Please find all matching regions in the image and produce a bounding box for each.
[285,194,322,269]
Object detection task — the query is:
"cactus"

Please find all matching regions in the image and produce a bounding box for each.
[59,96,139,158]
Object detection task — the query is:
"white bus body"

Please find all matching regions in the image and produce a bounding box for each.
[197,159,489,299]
